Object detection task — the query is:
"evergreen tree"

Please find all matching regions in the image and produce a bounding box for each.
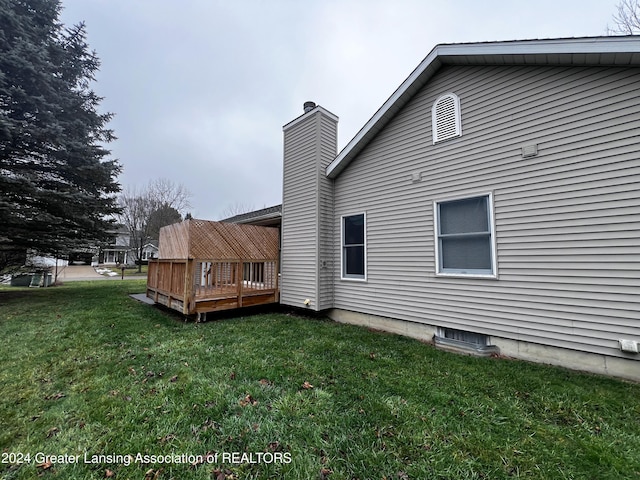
[147,205,182,241]
[0,0,121,266]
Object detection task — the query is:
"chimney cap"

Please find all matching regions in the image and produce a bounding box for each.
[303,101,316,113]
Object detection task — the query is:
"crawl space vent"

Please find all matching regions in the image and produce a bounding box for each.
[434,327,499,357]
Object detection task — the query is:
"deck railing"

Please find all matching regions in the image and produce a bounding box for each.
[147,259,279,315]
[194,260,278,298]
[147,259,186,296]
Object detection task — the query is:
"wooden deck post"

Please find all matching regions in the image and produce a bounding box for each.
[236,261,243,308]
[153,261,159,303]
[167,261,174,308]
[275,259,280,302]
[184,259,194,315]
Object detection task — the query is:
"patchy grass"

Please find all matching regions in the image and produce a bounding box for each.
[122,264,148,276]
[0,281,639,480]
[95,265,148,277]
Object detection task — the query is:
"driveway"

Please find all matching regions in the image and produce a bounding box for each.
[55,265,114,281]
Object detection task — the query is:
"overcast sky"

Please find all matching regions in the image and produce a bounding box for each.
[59,0,619,221]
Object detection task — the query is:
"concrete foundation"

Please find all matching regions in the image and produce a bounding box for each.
[326,308,639,383]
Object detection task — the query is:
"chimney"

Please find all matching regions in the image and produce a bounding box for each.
[281,104,338,311]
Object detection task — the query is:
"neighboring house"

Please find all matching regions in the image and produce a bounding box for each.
[276,36,640,381]
[100,228,158,266]
[100,225,134,265]
[141,242,159,263]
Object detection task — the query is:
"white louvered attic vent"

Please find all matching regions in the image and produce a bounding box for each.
[432,93,461,144]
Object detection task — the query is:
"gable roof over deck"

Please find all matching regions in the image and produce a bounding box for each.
[326,36,640,179]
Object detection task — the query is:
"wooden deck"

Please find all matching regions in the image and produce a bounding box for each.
[147,219,280,317]
[147,259,279,317]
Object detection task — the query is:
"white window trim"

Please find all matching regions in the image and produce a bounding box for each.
[340,212,367,281]
[432,92,462,144]
[433,192,498,279]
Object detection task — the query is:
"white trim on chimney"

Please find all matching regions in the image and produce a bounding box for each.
[283,105,339,132]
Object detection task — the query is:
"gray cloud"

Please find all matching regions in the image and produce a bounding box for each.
[60,0,617,220]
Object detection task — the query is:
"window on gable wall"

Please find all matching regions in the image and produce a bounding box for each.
[434,194,496,277]
[342,213,366,280]
[432,93,462,144]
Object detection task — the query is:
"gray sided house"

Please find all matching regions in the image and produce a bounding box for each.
[280,37,640,381]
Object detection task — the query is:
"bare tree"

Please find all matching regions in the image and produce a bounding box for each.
[118,178,192,272]
[147,178,192,213]
[117,186,153,272]
[219,201,256,220]
[607,0,640,35]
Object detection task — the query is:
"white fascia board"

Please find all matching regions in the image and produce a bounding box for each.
[325,36,640,179]
[283,105,339,132]
[232,212,281,224]
[438,36,640,56]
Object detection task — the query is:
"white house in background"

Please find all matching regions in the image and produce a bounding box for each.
[141,243,159,262]
[100,229,158,266]
[100,225,133,265]
[277,36,640,381]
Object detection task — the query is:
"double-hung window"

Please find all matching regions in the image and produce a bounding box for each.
[342,213,366,280]
[434,194,496,277]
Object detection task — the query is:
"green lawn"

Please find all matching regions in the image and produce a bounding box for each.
[1,281,639,480]
[124,264,148,276]
[98,265,148,277]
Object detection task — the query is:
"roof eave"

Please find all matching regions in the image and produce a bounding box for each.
[326,36,640,179]
[229,212,282,225]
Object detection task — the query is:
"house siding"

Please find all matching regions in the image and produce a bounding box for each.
[318,114,337,310]
[332,64,640,361]
[281,108,337,310]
